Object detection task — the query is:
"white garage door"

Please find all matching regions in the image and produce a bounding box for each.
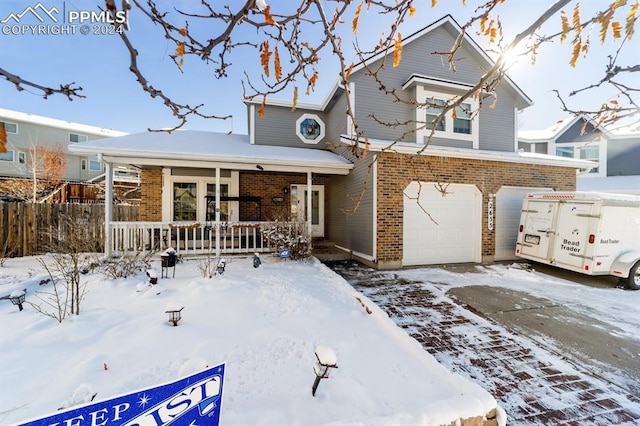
[403,182,481,266]
[494,186,552,261]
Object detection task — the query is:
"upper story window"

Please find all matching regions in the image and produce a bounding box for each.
[0,150,14,161]
[295,113,325,144]
[418,89,478,146]
[69,133,88,143]
[403,76,480,148]
[554,140,606,176]
[0,121,18,134]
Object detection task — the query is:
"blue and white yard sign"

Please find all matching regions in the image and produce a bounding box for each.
[278,247,290,259]
[18,363,225,426]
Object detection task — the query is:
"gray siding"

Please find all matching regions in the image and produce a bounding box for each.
[349,24,520,151]
[326,91,348,143]
[0,118,109,181]
[253,104,329,149]
[608,136,640,176]
[556,120,604,144]
[327,148,375,256]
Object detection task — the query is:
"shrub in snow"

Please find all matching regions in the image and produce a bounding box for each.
[99,251,153,279]
[261,222,311,260]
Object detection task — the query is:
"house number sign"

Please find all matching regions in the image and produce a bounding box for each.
[487,200,494,231]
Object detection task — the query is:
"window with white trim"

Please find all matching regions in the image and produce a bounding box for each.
[416,87,479,147]
[0,121,18,134]
[554,141,606,176]
[69,133,88,143]
[0,150,14,161]
[89,160,102,171]
[168,174,239,223]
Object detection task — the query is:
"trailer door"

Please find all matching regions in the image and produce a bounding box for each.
[518,200,559,260]
[550,201,594,270]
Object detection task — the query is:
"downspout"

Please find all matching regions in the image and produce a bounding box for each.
[101,154,113,257]
[215,167,221,258]
[307,171,312,241]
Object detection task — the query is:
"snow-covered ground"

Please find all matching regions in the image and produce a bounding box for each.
[0,255,500,426]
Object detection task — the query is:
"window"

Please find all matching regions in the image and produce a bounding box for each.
[69,133,88,143]
[425,98,446,131]
[206,184,230,221]
[579,145,600,174]
[18,151,26,164]
[0,150,14,161]
[173,182,197,221]
[555,146,574,158]
[554,141,606,177]
[0,121,18,134]
[89,160,102,171]
[81,159,87,170]
[453,103,472,134]
[416,87,479,147]
[295,113,325,144]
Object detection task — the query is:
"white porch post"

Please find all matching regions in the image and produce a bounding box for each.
[104,159,113,257]
[307,171,312,238]
[215,167,221,258]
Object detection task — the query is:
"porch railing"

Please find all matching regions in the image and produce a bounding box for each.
[109,221,280,255]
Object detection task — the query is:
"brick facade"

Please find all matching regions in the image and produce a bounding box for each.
[376,153,576,266]
[139,167,162,221]
[239,171,329,222]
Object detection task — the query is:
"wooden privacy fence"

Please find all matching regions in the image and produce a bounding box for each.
[0,203,139,257]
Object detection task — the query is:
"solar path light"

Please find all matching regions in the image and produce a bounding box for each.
[312,346,338,397]
[9,289,27,312]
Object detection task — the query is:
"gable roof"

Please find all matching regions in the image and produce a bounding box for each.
[519,115,612,142]
[69,130,353,175]
[245,15,532,111]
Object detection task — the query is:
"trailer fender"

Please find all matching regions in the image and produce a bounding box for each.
[610,251,640,278]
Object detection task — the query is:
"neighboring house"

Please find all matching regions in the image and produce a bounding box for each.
[518,116,640,195]
[70,15,593,268]
[0,108,132,184]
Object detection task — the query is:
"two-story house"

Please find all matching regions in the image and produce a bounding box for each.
[0,108,131,184]
[70,15,593,268]
[519,116,640,195]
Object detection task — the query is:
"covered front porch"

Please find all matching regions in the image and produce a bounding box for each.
[70,130,353,257]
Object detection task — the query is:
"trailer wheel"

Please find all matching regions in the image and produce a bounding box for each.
[624,262,640,290]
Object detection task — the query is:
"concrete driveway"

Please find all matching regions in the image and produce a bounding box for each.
[325,260,640,425]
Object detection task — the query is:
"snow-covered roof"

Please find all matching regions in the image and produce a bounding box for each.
[69,130,353,175]
[340,135,597,169]
[0,108,127,137]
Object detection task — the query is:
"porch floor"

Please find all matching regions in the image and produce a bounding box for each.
[311,239,351,262]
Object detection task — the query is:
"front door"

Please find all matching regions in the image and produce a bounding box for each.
[291,185,324,237]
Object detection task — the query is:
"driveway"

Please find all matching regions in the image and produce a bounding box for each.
[324,260,640,425]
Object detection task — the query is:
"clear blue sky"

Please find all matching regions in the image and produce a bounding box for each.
[0,0,636,135]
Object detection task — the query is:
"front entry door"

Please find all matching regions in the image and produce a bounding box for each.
[291,185,324,237]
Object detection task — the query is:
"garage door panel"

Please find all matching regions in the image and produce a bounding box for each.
[403,182,481,266]
[494,186,552,261]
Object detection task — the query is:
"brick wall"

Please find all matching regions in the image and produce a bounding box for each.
[139,168,162,221]
[376,153,576,265]
[239,171,329,222]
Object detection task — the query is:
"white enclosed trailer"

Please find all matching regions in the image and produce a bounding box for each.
[515,192,640,289]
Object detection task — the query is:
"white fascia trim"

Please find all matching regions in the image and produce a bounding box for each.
[243,76,343,111]
[339,135,596,169]
[0,108,127,137]
[249,105,255,145]
[101,155,352,175]
[402,75,474,92]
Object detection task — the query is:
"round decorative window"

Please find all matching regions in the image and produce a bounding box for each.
[295,113,325,144]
